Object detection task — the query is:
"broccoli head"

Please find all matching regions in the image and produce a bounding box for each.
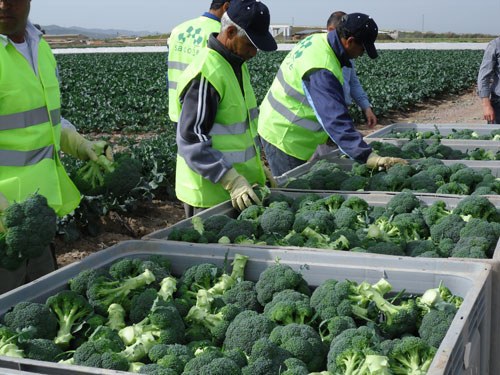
[4,302,58,340]
[73,338,128,371]
[429,214,466,244]
[387,336,437,375]
[241,337,294,375]
[385,192,420,217]
[222,280,261,312]
[20,338,63,362]
[255,264,311,306]
[453,195,498,222]
[418,309,455,349]
[293,210,336,234]
[148,343,194,374]
[259,207,295,236]
[263,289,313,325]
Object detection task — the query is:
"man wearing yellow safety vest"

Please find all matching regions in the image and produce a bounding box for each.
[167,0,231,124]
[175,0,277,217]
[258,13,407,177]
[0,0,113,293]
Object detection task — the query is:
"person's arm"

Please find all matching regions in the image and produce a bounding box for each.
[302,69,372,162]
[478,41,498,122]
[348,64,376,128]
[177,75,232,183]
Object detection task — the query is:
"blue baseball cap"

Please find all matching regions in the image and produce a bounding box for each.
[227,0,277,51]
[342,13,379,59]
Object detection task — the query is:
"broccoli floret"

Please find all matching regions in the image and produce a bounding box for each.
[371,142,405,158]
[405,240,437,257]
[3,302,58,340]
[334,207,367,231]
[88,325,126,351]
[147,344,194,374]
[460,219,500,253]
[293,210,336,234]
[453,195,498,222]
[437,238,455,257]
[269,323,326,372]
[387,336,437,374]
[218,219,257,243]
[418,309,455,349]
[310,279,371,322]
[366,242,406,256]
[323,170,351,190]
[291,193,321,212]
[400,139,427,158]
[449,167,483,187]
[263,290,313,325]
[108,257,143,280]
[326,326,380,374]
[255,264,311,306]
[391,212,429,241]
[139,364,177,375]
[424,142,455,159]
[130,288,163,323]
[45,290,93,348]
[0,325,24,358]
[242,337,294,375]
[426,164,452,180]
[69,268,111,296]
[267,194,295,208]
[224,311,277,355]
[198,357,242,375]
[340,176,369,191]
[436,181,470,195]
[385,192,420,216]
[74,338,128,371]
[258,207,295,236]
[341,197,369,213]
[387,162,414,179]
[183,347,223,375]
[222,280,261,312]
[407,171,438,193]
[119,305,185,362]
[451,237,490,258]
[1,194,57,263]
[358,281,420,338]
[429,214,466,243]
[86,269,155,315]
[203,215,233,235]
[20,338,63,362]
[319,316,357,345]
[238,205,265,222]
[364,216,406,249]
[472,186,497,196]
[423,201,452,227]
[103,154,143,197]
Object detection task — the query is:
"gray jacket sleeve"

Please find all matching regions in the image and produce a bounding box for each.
[176,75,232,184]
[478,39,500,98]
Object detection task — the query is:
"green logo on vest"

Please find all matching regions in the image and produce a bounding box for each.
[178,26,204,45]
[293,35,314,59]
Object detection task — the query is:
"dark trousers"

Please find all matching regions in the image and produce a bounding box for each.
[183,203,207,219]
[260,137,306,177]
[489,95,500,124]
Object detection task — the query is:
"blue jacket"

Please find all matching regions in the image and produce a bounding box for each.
[302,30,372,162]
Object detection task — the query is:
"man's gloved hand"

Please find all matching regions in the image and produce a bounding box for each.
[366,152,408,170]
[219,168,261,211]
[60,128,113,162]
[0,192,9,233]
[263,165,278,188]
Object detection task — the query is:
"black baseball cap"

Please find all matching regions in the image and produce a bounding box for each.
[227,0,277,52]
[342,13,378,59]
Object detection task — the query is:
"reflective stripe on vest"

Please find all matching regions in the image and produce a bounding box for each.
[0,39,80,216]
[0,145,54,167]
[0,107,61,131]
[175,48,265,208]
[168,16,221,123]
[258,33,343,161]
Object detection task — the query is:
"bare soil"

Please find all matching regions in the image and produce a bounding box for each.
[54,87,486,267]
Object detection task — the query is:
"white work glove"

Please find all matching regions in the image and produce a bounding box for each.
[0,192,9,233]
[263,165,278,188]
[366,152,408,170]
[219,168,261,211]
[60,128,113,162]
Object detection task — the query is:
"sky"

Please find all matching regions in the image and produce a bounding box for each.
[31,0,500,35]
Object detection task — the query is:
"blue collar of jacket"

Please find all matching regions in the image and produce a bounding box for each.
[202,12,221,22]
[327,30,352,68]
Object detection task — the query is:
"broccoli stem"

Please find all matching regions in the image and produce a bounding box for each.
[158,276,177,301]
[107,303,126,331]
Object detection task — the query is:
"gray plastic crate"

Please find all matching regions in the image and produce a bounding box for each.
[275,153,500,187]
[144,191,500,375]
[0,240,492,375]
[366,122,500,141]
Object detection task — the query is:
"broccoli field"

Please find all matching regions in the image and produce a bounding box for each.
[0,253,465,375]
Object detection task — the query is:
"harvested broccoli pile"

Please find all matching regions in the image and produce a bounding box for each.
[0,194,57,270]
[167,192,500,259]
[386,126,500,141]
[0,252,462,375]
[280,157,500,195]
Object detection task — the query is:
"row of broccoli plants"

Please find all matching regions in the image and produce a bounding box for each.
[370,139,500,161]
[0,253,463,375]
[58,132,177,242]
[168,192,500,259]
[56,50,483,133]
[384,126,500,141]
[281,157,500,195]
